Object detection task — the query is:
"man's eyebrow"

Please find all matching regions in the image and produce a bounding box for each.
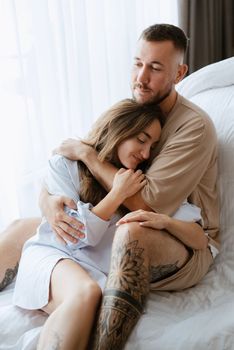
[151,61,164,66]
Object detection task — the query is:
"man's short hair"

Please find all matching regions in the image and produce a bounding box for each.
[140,23,188,54]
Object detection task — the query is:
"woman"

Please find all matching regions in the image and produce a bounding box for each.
[13,99,205,350]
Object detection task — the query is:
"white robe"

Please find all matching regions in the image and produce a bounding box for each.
[13,155,203,310]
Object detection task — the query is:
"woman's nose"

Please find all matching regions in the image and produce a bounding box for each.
[141,147,150,159]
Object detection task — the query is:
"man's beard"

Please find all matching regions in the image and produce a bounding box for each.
[132,83,172,105]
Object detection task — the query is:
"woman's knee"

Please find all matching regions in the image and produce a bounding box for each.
[66,278,101,302]
[46,279,101,315]
[81,280,102,302]
[66,280,102,311]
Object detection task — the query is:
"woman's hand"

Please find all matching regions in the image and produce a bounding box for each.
[116,209,208,250]
[91,169,146,221]
[111,168,146,202]
[42,194,85,245]
[116,209,170,229]
[53,138,94,161]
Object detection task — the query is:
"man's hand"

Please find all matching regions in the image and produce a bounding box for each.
[53,138,94,161]
[45,195,85,245]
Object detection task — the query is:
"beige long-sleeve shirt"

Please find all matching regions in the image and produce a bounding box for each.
[142,94,219,250]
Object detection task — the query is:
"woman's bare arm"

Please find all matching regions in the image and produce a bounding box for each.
[54,139,151,211]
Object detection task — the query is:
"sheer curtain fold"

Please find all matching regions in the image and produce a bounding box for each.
[0,0,178,229]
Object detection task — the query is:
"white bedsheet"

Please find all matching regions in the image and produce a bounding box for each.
[1,57,234,349]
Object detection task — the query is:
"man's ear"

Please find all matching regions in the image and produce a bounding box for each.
[174,64,188,84]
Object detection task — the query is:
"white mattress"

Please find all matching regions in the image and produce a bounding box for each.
[1,57,234,349]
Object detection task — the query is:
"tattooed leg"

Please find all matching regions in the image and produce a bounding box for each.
[0,218,40,291]
[92,222,190,349]
[92,224,150,350]
[150,262,180,283]
[0,263,18,291]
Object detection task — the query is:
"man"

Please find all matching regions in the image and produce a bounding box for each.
[0,24,219,349]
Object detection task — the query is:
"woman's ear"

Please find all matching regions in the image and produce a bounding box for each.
[174,64,188,84]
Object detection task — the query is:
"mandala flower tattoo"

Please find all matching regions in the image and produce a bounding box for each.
[107,239,149,303]
[0,263,19,291]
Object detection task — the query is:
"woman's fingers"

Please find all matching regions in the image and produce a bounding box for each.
[116,210,148,225]
[139,220,156,228]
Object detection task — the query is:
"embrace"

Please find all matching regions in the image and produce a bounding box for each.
[0,23,219,350]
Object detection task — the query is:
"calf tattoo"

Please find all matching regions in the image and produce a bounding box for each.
[0,263,19,291]
[106,239,149,304]
[92,238,149,350]
[150,262,180,283]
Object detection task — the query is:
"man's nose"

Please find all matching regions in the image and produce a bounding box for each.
[137,67,149,84]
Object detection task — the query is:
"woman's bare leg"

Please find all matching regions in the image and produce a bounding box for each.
[0,218,41,290]
[37,259,102,350]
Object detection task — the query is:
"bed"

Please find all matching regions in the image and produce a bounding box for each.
[1,57,234,350]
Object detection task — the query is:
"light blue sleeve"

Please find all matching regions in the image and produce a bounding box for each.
[172,200,203,226]
[45,154,80,202]
[45,154,112,247]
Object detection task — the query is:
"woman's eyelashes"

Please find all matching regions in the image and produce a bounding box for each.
[137,137,145,144]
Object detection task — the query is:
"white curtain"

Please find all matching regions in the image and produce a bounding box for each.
[0,0,178,229]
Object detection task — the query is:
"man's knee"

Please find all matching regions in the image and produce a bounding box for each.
[115,222,145,244]
[1,217,40,244]
[10,217,41,233]
[108,223,150,292]
[115,222,189,268]
[114,222,163,255]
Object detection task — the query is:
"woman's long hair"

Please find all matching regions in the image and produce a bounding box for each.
[79,99,164,206]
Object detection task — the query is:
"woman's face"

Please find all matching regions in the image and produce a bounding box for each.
[117,119,161,169]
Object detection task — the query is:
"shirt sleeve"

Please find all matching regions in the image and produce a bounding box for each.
[45,154,80,203]
[141,115,217,216]
[65,203,112,247]
[45,154,112,247]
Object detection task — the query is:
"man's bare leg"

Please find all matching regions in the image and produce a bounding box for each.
[0,218,41,290]
[92,222,190,350]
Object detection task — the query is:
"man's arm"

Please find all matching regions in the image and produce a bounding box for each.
[81,148,151,211]
[54,139,151,212]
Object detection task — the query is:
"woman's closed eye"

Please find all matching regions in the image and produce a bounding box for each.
[137,137,145,144]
